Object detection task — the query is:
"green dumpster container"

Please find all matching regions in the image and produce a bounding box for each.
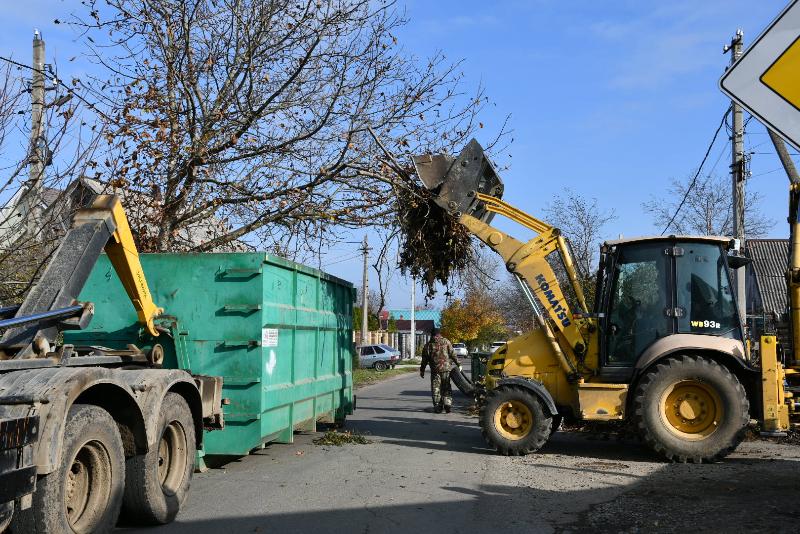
[66,253,354,456]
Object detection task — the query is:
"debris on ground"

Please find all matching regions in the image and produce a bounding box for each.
[744,423,800,445]
[561,420,639,441]
[313,430,372,446]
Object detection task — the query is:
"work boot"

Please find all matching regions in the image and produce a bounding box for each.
[444,405,451,413]
[434,406,442,414]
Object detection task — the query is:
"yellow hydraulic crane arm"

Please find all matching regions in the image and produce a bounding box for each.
[458,193,590,364]
[412,139,594,375]
[74,195,162,336]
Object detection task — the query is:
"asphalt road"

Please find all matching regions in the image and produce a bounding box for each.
[126,371,800,534]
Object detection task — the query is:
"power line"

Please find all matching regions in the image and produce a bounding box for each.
[0,54,112,122]
[750,168,785,178]
[661,108,731,236]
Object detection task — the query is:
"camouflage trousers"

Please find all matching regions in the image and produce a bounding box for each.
[430,372,453,410]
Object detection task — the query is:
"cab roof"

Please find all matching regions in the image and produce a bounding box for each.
[603,235,733,248]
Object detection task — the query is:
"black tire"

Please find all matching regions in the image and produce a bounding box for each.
[12,404,125,534]
[122,393,195,525]
[632,355,749,463]
[374,361,388,371]
[480,385,552,456]
[450,368,475,396]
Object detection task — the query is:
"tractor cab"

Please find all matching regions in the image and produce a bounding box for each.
[594,236,745,382]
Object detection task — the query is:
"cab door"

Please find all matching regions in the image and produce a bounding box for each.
[600,243,674,380]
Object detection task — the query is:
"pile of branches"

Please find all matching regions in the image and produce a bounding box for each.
[367,129,474,300]
[395,182,473,299]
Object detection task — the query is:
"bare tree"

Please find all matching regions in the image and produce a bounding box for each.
[643,173,774,237]
[543,189,616,309]
[0,56,104,304]
[71,0,488,256]
[494,273,536,334]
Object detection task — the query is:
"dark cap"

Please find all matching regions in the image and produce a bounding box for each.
[431,326,440,336]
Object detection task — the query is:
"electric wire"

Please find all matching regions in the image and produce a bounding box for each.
[0,55,112,122]
[660,108,731,235]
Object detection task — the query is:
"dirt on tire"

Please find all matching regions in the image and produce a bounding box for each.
[122,392,196,525]
[12,404,125,534]
[480,385,552,455]
[632,355,749,463]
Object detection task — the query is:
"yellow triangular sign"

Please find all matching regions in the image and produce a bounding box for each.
[761,36,800,111]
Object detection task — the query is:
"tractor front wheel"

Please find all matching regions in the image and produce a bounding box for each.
[480,385,552,456]
[633,355,749,463]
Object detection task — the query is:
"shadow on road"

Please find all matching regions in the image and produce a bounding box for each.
[125,458,800,534]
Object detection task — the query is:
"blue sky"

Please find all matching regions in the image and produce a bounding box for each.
[2,0,797,309]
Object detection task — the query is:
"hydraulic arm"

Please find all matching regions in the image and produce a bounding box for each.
[0,194,162,359]
[413,140,595,378]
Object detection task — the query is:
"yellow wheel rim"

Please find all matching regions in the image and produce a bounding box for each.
[494,400,533,441]
[660,380,723,440]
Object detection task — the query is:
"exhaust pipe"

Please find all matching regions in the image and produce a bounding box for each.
[412,139,504,224]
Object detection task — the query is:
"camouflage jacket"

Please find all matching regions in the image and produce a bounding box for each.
[421,334,458,374]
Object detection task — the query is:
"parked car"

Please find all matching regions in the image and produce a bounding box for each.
[452,343,468,358]
[490,341,506,352]
[358,344,401,371]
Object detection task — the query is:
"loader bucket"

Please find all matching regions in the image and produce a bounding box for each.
[412,138,504,224]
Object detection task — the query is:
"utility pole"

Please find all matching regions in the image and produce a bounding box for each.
[410,278,416,359]
[725,29,747,323]
[24,30,46,236]
[360,235,370,346]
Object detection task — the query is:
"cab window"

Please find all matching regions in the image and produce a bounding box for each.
[675,243,740,338]
[605,243,672,365]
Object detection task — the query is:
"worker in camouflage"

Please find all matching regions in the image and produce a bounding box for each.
[420,327,461,413]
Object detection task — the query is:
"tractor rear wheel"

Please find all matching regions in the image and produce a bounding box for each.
[632,355,749,463]
[480,385,552,455]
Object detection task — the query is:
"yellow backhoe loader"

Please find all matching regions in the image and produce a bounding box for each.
[413,139,798,462]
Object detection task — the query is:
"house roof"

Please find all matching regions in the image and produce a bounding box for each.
[746,239,788,318]
[389,309,441,327]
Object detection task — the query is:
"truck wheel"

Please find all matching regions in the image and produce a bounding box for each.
[480,386,552,456]
[450,367,475,396]
[633,355,749,463]
[12,404,125,534]
[374,361,388,371]
[122,393,195,525]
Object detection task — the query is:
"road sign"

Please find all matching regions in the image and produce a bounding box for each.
[720,0,800,151]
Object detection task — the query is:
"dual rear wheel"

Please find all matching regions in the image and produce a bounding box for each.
[12,393,195,533]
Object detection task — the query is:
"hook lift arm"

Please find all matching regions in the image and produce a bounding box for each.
[0,194,162,359]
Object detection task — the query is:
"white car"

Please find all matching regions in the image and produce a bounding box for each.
[358,344,400,371]
[452,343,468,358]
[490,341,506,352]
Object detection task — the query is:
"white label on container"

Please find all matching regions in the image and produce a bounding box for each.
[262,328,279,347]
